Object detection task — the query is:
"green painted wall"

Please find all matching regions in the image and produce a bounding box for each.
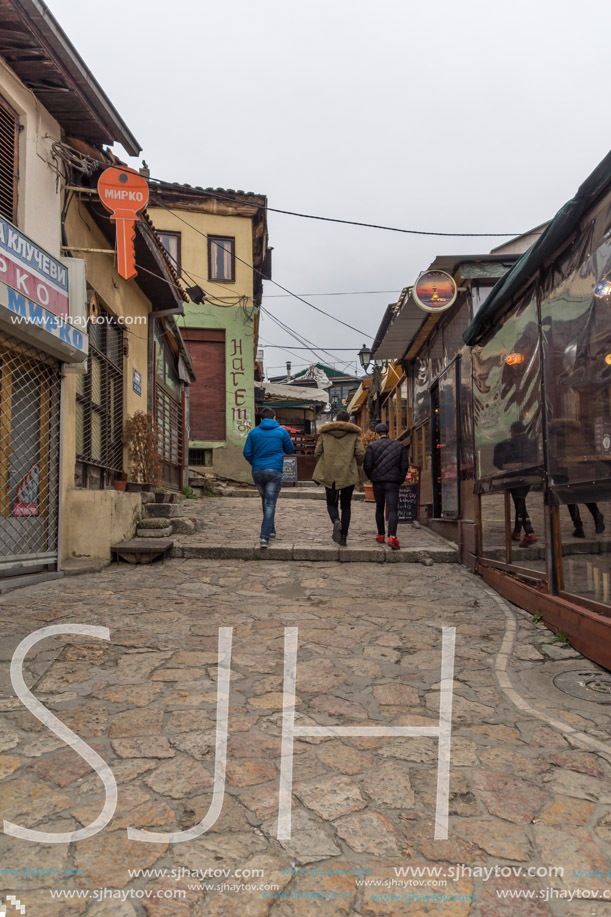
[148,206,257,483]
[178,301,256,482]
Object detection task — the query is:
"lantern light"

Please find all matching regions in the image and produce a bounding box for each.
[358,343,372,372]
[594,280,611,299]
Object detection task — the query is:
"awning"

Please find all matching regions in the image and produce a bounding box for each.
[258,380,329,407]
[264,401,321,410]
[347,377,371,412]
[382,363,402,391]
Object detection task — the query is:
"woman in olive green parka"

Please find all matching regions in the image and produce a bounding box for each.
[312,411,364,546]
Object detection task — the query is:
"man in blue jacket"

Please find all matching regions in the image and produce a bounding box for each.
[243,408,295,547]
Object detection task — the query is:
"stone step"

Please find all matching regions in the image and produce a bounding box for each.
[136,525,173,538]
[145,503,183,518]
[170,541,458,563]
[139,518,174,529]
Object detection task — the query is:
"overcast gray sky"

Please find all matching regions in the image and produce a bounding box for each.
[52,0,611,377]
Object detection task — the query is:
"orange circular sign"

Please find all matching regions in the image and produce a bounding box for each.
[98,167,149,214]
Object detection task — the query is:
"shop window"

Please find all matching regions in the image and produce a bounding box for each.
[208,236,235,282]
[412,356,430,426]
[0,94,19,224]
[400,378,409,432]
[158,231,181,273]
[75,304,124,488]
[437,362,460,519]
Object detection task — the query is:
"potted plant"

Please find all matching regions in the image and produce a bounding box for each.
[123,411,161,492]
[114,473,128,492]
[154,487,167,504]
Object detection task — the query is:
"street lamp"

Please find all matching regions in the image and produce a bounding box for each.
[358,343,372,373]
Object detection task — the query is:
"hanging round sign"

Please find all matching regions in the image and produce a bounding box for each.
[413,269,457,313]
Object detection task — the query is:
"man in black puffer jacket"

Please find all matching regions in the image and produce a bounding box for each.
[364,423,409,550]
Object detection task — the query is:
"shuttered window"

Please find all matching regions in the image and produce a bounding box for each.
[182,329,226,442]
[0,95,18,224]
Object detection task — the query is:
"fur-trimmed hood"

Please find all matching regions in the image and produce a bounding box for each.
[317,421,362,438]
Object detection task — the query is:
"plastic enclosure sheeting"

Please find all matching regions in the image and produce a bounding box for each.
[412,354,430,426]
[464,149,611,347]
[430,329,444,381]
[438,362,460,518]
[542,232,611,503]
[472,293,544,492]
[443,300,471,367]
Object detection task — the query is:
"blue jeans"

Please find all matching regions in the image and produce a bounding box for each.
[252,469,283,540]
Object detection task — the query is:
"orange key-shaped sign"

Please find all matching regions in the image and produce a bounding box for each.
[98,167,149,281]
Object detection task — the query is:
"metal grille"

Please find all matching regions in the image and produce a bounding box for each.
[75,309,124,487]
[0,94,18,223]
[156,387,183,490]
[0,329,61,570]
[189,448,212,467]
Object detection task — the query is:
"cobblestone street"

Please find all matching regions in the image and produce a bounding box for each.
[1,543,611,915]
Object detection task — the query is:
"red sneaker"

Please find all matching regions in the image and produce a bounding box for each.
[388,536,400,550]
[520,533,537,547]
[376,535,385,544]
[511,531,521,541]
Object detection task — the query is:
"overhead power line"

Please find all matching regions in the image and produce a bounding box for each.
[149,194,374,338]
[148,176,531,238]
[263,290,402,298]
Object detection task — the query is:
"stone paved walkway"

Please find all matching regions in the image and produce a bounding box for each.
[168,495,458,563]
[0,557,610,915]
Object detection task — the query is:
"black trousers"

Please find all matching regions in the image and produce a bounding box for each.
[568,502,602,528]
[325,485,354,535]
[510,486,534,535]
[373,482,400,537]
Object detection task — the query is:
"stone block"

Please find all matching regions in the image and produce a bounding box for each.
[136,526,172,538]
[292,544,340,561]
[170,518,196,535]
[138,518,172,529]
[144,503,181,518]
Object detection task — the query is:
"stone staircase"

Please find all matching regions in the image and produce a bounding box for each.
[110,492,460,566]
[139,501,203,538]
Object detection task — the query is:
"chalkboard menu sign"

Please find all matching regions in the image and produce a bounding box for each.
[383,469,420,524]
[397,482,419,523]
[282,455,298,484]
